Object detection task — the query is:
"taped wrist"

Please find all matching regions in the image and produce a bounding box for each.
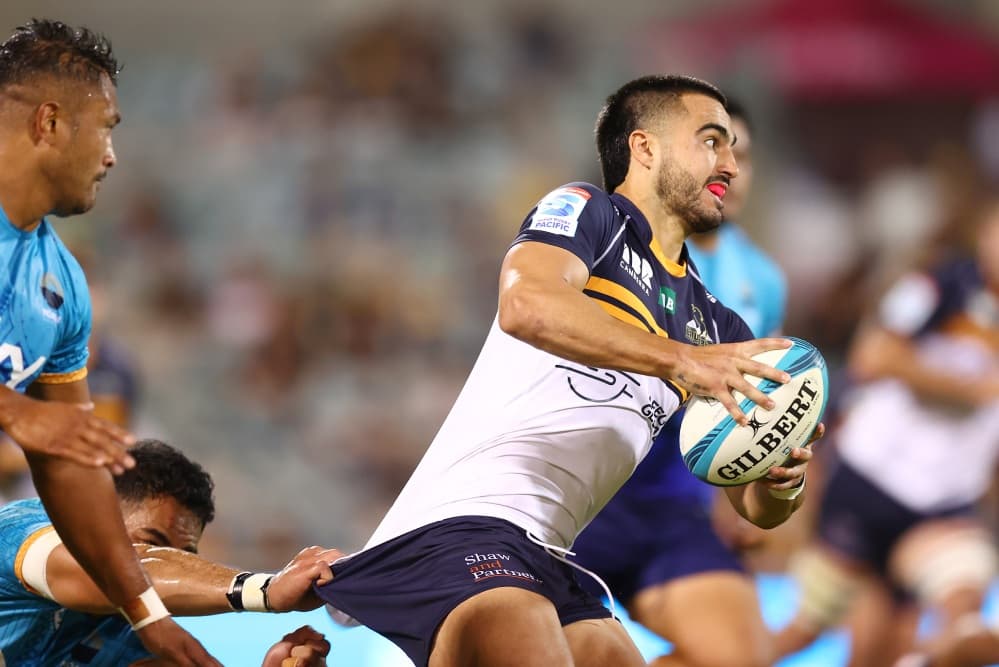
[226,571,274,612]
[119,586,170,630]
[768,476,805,500]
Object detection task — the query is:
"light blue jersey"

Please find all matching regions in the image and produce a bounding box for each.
[0,498,149,666]
[686,223,787,338]
[0,204,92,392]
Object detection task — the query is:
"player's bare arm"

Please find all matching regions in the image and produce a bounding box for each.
[131,625,329,667]
[499,241,790,422]
[43,541,338,615]
[0,382,135,471]
[20,380,220,666]
[850,325,999,409]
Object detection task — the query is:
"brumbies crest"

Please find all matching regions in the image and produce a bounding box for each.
[685,304,713,345]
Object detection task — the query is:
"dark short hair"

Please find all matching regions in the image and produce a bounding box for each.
[596,74,727,193]
[0,18,119,88]
[115,440,216,528]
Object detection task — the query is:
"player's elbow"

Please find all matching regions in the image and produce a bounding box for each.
[498,286,547,344]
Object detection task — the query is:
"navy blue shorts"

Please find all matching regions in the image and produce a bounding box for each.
[571,494,743,604]
[818,459,974,577]
[314,516,611,667]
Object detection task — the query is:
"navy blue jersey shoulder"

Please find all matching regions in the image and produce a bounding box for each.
[512,182,621,270]
[512,182,750,355]
[918,257,982,337]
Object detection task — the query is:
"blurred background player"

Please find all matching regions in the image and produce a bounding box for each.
[0,439,338,666]
[0,19,217,664]
[571,98,790,667]
[774,202,999,667]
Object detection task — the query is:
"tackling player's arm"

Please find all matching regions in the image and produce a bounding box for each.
[42,540,338,616]
[20,379,221,667]
[498,241,790,422]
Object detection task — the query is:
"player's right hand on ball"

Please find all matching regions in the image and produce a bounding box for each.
[670,337,791,425]
[134,616,222,667]
[4,391,135,474]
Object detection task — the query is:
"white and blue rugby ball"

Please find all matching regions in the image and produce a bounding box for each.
[679,337,828,486]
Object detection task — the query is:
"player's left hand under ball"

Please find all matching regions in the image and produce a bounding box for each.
[762,422,824,490]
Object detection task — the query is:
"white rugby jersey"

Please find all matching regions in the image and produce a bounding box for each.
[838,259,999,511]
[365,183,752,550]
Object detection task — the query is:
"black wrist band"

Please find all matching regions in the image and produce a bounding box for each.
[226,571,253,611]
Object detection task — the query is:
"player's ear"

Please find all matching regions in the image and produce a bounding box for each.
[32,101,63,147]
[628,129,656,171]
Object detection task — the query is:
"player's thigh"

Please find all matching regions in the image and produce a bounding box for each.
[430,586,573,667]
[630,570,771,667]
[564,617,645,667]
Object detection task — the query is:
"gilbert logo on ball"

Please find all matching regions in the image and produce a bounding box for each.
[679,337,828,486]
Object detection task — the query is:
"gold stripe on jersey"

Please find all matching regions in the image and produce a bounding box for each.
[15,525,56,595]
[35,367,88,384]
[667,380,690,403]
[941,313,999,352]
[585,277,666,337]
[594,299,654,334]
[592,291,691,402]
[649,238,687,278]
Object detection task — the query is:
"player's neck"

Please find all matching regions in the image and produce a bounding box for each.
[0,148,50,232]
[615,183,686,263]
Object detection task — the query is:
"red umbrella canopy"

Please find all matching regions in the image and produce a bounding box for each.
[646,0,999,100]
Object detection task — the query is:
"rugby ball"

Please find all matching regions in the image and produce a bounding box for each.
[679,337,828,486]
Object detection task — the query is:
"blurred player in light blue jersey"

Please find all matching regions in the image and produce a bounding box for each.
[685,100,786,340]
[0,439,336,666]
[572,100,790,667]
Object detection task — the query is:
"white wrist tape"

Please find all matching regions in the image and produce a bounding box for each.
[227,572,274,612]
[768,477,806,500]
[119,586,170,630]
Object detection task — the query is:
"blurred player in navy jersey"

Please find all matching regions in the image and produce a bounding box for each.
[0,19,218,664]
[315,75,820,667]
[572,99,789,667]
[77,245,140,429]
[775,205,999,667]
[0,439,337,666]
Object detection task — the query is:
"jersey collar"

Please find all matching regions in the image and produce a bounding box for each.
[0,201,42,239]
[610,192,688,278]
